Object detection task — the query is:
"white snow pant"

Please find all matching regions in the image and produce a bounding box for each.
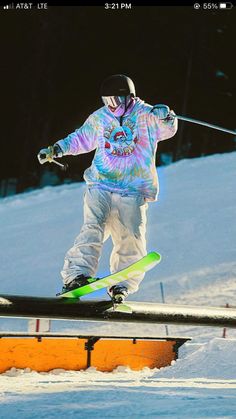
[61,188,148,294]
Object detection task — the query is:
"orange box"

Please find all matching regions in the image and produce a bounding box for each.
[91,339,176,371]
[0,335,189,373]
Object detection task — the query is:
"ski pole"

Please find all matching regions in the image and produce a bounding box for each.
[170,113,236,136]
[160,282,169,336]
[47,157,68,171]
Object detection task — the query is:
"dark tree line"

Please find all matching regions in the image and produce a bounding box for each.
[0,6,235,196]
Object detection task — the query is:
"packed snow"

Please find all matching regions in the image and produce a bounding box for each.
[0,152,236,418]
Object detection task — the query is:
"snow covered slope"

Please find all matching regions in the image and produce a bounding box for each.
[1,152,235,301]
[0,152,236,418]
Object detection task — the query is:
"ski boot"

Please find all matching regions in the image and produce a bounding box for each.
[108,285,129,304]
[62,274,91,293]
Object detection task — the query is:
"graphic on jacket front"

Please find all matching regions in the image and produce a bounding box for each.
[104,120,139,157]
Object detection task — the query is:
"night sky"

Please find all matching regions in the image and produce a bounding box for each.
[1,5,235,192]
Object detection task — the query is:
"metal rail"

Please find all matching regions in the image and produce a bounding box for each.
[1,294,236,328]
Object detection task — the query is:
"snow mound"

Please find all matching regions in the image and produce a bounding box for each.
[156,338,236,379]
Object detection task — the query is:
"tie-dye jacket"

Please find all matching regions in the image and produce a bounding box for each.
[56,98,178,201]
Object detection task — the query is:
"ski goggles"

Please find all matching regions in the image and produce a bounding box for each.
[102,96,128,108]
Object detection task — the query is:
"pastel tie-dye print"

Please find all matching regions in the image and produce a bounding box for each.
[57,98,178,201]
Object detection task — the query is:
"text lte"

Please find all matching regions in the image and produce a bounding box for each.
[37,3,47,8]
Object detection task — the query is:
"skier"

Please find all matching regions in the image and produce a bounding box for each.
[38,74,178,303]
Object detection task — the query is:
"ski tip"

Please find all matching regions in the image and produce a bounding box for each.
[148,251,162,262]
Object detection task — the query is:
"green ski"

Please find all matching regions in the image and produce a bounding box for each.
[58,251,161,299]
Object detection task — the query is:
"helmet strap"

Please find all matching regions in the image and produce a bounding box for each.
[119,96,134,126]
[122,95,134,116]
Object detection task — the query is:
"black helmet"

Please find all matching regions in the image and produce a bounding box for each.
[101,74,136,97]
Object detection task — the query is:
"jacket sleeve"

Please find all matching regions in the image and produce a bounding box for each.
[147,107,178,143]
[55,114,98,156]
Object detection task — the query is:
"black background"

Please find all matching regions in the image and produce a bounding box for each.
[0,4,235,194]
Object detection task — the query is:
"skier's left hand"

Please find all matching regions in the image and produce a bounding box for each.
[152,104,172,120]
[37,144,63,164]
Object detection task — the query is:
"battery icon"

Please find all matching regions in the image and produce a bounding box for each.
[219,2,233,9]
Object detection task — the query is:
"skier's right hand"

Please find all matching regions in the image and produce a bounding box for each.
[37,144,63,164]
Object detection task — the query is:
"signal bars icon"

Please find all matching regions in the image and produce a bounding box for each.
[3,3,14,8]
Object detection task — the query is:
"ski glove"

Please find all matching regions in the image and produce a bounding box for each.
[37,144,63,164]
[152,104,173,120]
